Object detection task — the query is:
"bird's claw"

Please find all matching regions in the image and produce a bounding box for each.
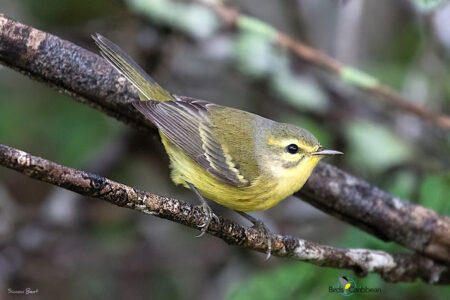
[195,202,218,238]
[251,220,273,260]
[234,211,274,260]
[212,213,220,224]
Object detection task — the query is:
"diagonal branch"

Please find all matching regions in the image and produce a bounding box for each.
[0,14,146,132]
[296,164,450,263]
[0,14,449,265]
[0,143,448,284]
[192,0,450,130]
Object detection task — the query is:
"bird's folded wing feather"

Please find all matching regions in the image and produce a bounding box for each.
[133,97,249,187]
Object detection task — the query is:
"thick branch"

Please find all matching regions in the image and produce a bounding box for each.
[297,164,450,263]
[0,14,148,131]
[0,15,449,264]
[0,143,448,284]
[193,0,450,130]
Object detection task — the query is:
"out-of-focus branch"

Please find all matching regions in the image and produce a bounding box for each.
[0,144,448,284]
[0,14,449,264]
[192,0,450,130]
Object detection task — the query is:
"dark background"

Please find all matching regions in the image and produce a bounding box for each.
[0,0,449,299]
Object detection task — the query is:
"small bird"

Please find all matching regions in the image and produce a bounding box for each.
[93,34,342,258]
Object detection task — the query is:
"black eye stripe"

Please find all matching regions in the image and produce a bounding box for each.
[286,144,299,154]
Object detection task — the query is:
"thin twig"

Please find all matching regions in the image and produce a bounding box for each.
[0,143,448,284]
[193,0,450,130]
[0,14,449,264]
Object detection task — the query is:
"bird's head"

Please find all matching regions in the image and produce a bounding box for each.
[258,121,342,180]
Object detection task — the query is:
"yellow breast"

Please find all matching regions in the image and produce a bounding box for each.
[160,133,321,212]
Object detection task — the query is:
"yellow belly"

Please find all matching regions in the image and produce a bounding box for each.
[160,133,320,212]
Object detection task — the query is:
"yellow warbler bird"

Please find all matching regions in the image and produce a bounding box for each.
[93,34,342,257]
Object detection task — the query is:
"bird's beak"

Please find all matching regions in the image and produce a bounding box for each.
[312,147,344,156]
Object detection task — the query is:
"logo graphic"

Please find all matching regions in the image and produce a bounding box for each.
[338,276,356,296]
[329,275,381,296]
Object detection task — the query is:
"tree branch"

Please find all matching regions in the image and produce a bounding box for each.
[0,14,449,269]
[0,143,448,284]
[0,14,147,132]
[192,0,450,130]
[297,164,450,263]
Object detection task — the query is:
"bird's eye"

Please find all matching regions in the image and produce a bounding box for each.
[286,144,299,154]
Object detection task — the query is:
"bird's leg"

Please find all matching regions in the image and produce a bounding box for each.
[235,211,273,260]
[187,182,219,237]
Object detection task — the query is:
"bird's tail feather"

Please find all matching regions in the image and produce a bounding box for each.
[92,33,174,102]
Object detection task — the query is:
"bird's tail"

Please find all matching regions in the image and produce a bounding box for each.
[92,33,174,102]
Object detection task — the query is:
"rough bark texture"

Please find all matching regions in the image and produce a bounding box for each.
[0,143,448,284]
[297,164,450,263]
[1,14,450,280]
[0,14,149,131]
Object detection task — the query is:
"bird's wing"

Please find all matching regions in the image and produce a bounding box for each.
[94,35,250,186]
[133,97,249,187]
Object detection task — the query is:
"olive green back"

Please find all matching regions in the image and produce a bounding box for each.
[208,105,262,183]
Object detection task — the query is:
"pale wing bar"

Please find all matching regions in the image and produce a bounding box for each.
[132,99,247,187]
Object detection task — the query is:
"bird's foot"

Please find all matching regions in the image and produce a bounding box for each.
[196,202,219,237]
[187,182,219,237]
[236,211,273,260]
[251,219,273,260]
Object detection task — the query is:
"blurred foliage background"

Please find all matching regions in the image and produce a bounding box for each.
[0,0,450,299]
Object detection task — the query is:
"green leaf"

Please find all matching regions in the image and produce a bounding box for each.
[345,121,412,173]
[271,74,329,112]
[232,32,283,78]
[237,16,277,40]
[127,0,218,39]
[410,0,448,13]
[420,174,450,214]
[364,63,409,91]
[384,171,416,200]
[340,67,379,89]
